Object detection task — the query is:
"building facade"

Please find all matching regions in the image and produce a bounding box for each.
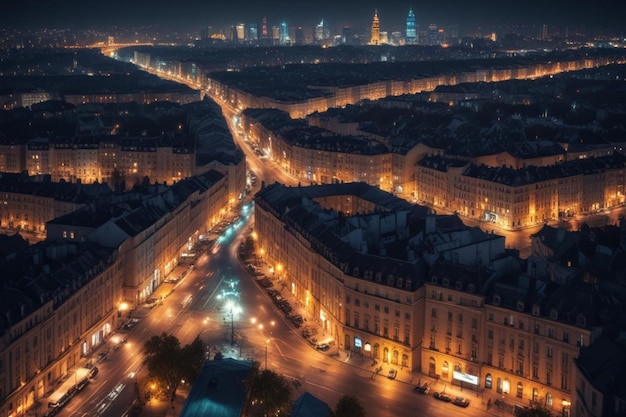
[406,8,417,45]
[416,154,626,230]
[370,10,380,46]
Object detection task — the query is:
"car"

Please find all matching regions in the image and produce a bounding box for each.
[413,383,430,394]
[433,392,452,402]
[387,369,397,379]
[316,343,330,351]
[88,366,99,378]
[453,397,470,407]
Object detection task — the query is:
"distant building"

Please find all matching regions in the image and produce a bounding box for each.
[406,7,417,45]
[370,9,380,45]
[427,23,442,46]
[341,26,353,45]
[315,19,330,45]
[293,26,304,45]
[248,23,258,41]
[415,153,626,230]
[279,21,291,46]
[0,173,112,236]
[271,26,280,44]
[261,17,268,39]
[235,23,246,43]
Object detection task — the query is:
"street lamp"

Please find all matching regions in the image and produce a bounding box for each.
[148,383,156,417]
[251,318,274,369]
[225,300,242,346]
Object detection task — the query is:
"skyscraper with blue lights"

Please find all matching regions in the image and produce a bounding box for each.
[406,7,416,44]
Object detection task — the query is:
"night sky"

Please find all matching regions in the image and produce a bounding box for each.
[2,0,626,33]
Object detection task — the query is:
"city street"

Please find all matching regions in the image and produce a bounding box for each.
[52,192,517,417]
[52,74,622,417]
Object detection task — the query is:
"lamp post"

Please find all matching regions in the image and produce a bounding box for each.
[149,383,156,417]
[230,306,235,345]
[252,318,274,370]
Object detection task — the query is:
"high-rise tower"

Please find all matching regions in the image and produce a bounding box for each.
[279,21,291,45]
[261,17,268,39]
[370,9,380,45]
[406,7,416,44]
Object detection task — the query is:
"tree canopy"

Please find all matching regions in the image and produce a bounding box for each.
[334,395,366,417]
[142,333,204,401]
[245,367,293,417]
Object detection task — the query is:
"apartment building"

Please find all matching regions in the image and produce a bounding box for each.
[0,174,112,235]
[48,170,227,307]
[0,242,123,417]
[254,182,506,371]
[416,154,626,230]
[0,170,230,417]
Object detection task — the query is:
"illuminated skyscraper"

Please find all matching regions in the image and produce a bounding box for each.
[293,26,304,45]
[279,21,291,45]
[406,7,416,44]
[315,19,324,42]
[342,26,353,45]
[370,9,380,45]
[248,23,258,41]
[261,17,268,39]
[428,23,441,45]
[235,23,246,43]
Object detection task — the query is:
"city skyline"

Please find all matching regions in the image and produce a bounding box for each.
[3,0,626,34]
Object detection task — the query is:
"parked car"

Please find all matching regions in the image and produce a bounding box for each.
[316,343,330,351]
[290,314,304,326]
[88,366,99,378]
[387,369,397,379]
[413,383,429,394]
[433,392,452,402]
[453,397,470,407]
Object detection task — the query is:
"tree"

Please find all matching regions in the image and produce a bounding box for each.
[142,333,204,402]
[245,367,292,417]
[180,336,205,384]
[334,395,366,417]
[516,403,554,417]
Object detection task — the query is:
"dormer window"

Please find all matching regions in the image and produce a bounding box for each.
[467,284,475,293]
[517,301,524,312]
[387,275,394,286]
[550,309,558,320]
[442,278,450,287]
[493,295,501,306]
[576,314,586,327]
[455,281,463,290]
[532,305,540,317]
[431,276,438,284]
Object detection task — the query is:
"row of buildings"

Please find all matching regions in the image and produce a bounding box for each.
[205,52,622,119]
[416,154,626,229]
[0,169,233,417]
[0,100,248,235]
[240,106,626,230]
[253,181,626,417]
